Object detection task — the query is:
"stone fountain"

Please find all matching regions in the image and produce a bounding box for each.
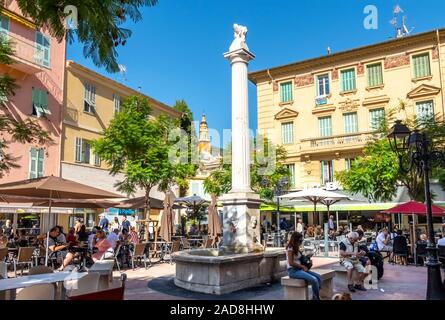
[173,24,286,295]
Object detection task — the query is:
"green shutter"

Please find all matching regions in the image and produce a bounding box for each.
[416,101,434,120]
[29,148,37,179]
[341,69,356,92]
[370,108,385,130]
[37,149,44,177]
[0,15,9,39]
[280,82,293,103]
[319,116,332,137]
[367,63,383,87]
[413,54,431,78]
[344,112,358,133]
[35,32,51,67]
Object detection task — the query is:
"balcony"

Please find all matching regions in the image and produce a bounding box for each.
[300,131,374,155]
[1,32,45,74]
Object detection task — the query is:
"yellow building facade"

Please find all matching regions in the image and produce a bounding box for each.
[249,29,445,191]
[59,61,181,230]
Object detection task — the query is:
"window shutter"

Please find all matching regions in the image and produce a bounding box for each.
[319,116,332,137]
[29,148,37,179]
[40,90,50,114]
[0,15,9,38]
[344,112,358,133]
[75,138,82,162]
[280,82,293,103]
[37,149,44,177]
[84,141,90,164]
[414,54,431,78]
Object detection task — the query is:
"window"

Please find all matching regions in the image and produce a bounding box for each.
[35,32,51,68]
[343,112,358,134]
[416,100,434,121]
[318,116,332,137]
[412,53,431,79]
[94,153,101,167]
[280,82,293,103]
[113,93,122,114]
[29,148,44,179]
[281,122,294,144]
[341,68,356,92]
[369,108,385,130]
[320,160,334,185]
[345,158,356,171]
[75,138,91,164]
[367,63,383,87]
[317,74,330,97]
[286,164,296,188]
[32,88,50,116]
[0,15,9,39]
[84,83,96,113]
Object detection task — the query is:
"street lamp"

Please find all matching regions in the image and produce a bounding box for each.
[387,120,445,300]
[274,176,289,247]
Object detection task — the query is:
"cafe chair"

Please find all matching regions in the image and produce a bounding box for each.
[203,238,213,249]
[131,243,150,270]
[65,272,100,297]
[180,238,191,250]
[68,273,127,300]
[168,241,181,265]
[0,247,8,262]
[0,261,7,279]
[415,243,428,266]
[28,265,54,275]
[13,247,35,277]
[392,237,409,265]
[438,245,445,267]
[113,244,122,272]
[16,283,55,300]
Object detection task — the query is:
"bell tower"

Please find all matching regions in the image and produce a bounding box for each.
[198,114,211,154]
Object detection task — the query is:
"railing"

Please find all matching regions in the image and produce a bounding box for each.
[300,132,374,153]
[1,31,45,69]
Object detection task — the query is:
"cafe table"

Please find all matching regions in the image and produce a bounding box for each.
[0,271,89,300]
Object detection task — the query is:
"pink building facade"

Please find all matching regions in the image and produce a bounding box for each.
[0,3,66,183]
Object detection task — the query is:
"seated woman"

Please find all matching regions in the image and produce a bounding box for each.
[286,232,322,300]
[77,225,89,243]
[66,228,79,246]
[17,229,29,247]
[392,230,409,265]
[92,230,114,262]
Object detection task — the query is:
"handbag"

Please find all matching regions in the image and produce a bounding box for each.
[300,251,313,270]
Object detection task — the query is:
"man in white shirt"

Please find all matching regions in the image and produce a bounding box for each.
[296,218,304,234]
[376,228,393,254]
[107,229,119,250]
[88,227,99,250]
[438,236,445,246]
[328,215,335,231]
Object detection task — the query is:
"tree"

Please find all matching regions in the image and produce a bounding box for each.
[171,99,198,196]
[336,103,444,202]
[204,137,291,200]
[92,96,196,234]
[0,37,52,178]
[2,0,159,73]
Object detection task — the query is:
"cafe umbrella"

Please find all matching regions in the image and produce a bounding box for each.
[0,176,122,265]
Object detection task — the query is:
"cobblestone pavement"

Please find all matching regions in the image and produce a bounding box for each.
[119,257,431,300]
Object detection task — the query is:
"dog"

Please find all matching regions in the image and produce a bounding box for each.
[332,293,352,300]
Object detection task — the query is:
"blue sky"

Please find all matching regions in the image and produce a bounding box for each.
[68,0,445,145]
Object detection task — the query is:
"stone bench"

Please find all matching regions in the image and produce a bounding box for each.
[281,268,335,300]
[327,263,360,287]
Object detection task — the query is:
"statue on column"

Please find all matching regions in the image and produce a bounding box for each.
[229,23,249,52]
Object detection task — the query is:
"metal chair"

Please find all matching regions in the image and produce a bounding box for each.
[13,247,35,277]
[113,244,122,272]
[180,238,191,250]
[438,245,445,267]
[131,243,150,270]
[168,241,181,264]
[415,243,428,266]
[203,238,213,249]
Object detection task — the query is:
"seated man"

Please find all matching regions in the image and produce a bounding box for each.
[376,228,393,259]
[88,226,100,250]
[392,230,409,265]
[46,227,75,271]
[339,232,369,292]
[437,234,445,247]
[107,228,120,250]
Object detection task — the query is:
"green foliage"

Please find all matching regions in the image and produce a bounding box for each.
[92,96,196,213]
[0,38,52,178]
[3,0,159,73]
[204,137,290,200]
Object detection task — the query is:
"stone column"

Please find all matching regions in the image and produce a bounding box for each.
[220,24,262,254]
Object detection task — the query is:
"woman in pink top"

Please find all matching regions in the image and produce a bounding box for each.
[92,230,114,262]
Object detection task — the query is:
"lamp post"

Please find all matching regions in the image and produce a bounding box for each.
[274,176,289,247]
[387,120,445,300]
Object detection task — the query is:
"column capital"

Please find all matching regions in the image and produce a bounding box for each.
[223,48,255,64]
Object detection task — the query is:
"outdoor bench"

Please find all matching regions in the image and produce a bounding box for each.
[281,268,335,300]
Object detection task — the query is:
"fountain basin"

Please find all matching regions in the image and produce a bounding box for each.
[173,248,287,295]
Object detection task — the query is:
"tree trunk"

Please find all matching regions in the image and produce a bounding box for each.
[144,187,152,241]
